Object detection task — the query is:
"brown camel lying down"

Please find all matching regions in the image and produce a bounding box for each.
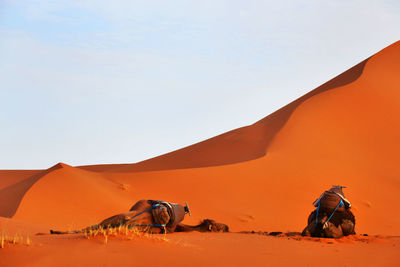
[301,208,356,238]
[50,199,229,234]
[302,186,356,238]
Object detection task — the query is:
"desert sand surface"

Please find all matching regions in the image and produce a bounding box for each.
[1,41,400,266]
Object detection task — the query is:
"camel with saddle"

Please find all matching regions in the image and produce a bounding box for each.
[302,185,356,238]
[50,187,355,239]
[50,199,229,235]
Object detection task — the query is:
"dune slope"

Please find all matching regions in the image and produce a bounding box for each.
[79,57,368,173]
[0,167,59,218]
[11,163,135,229]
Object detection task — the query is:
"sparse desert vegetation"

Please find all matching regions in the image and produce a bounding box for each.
[82,225,168,244]
[0,232,31,248]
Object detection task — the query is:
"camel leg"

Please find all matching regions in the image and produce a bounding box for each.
[175,220,229,233]
[323,223,343,238]
[50,212,141,235]
[302,211,320,236]
[50,229,85,235]
[341,219,355,236]
[302,221,346,238]
[49,230,69,234]
[174,223,197,232]
[301,224,313,237]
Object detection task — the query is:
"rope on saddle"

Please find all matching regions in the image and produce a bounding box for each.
[316,199,344,227]
[315,200,321,224]
[129,203,167,233]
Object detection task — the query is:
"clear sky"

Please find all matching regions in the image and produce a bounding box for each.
[1,0,399,169]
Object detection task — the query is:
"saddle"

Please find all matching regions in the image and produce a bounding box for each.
[151,203,171,226]
[313,186,351,211]
[148,200,188,233]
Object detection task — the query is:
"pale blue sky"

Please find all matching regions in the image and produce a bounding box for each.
[1,0,399,169]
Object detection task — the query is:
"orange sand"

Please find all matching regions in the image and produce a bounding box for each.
[1,41,400,266]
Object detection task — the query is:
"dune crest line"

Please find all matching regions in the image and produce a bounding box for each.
[79,58,369,173]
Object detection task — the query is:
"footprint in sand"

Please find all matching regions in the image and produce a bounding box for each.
[237,214,255,223]
[364,201,372,208]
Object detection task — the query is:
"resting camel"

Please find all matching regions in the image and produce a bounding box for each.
[50,199,229,234]
[302,186,356,238]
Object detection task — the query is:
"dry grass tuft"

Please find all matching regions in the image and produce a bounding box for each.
[0,232,32,248]
[82,225,169,245]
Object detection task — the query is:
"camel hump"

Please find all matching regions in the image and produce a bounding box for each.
[319,191,343,210]
[328,185,351,208]
[129,199,151,211]
[313,186,351,210]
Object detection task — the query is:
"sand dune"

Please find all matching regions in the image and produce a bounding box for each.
[0,167,56,218]
[11,163,135,229]
[79,57,368,173]
[1,41,400,266]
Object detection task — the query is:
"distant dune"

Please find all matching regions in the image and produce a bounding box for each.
[1,41,399,267]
